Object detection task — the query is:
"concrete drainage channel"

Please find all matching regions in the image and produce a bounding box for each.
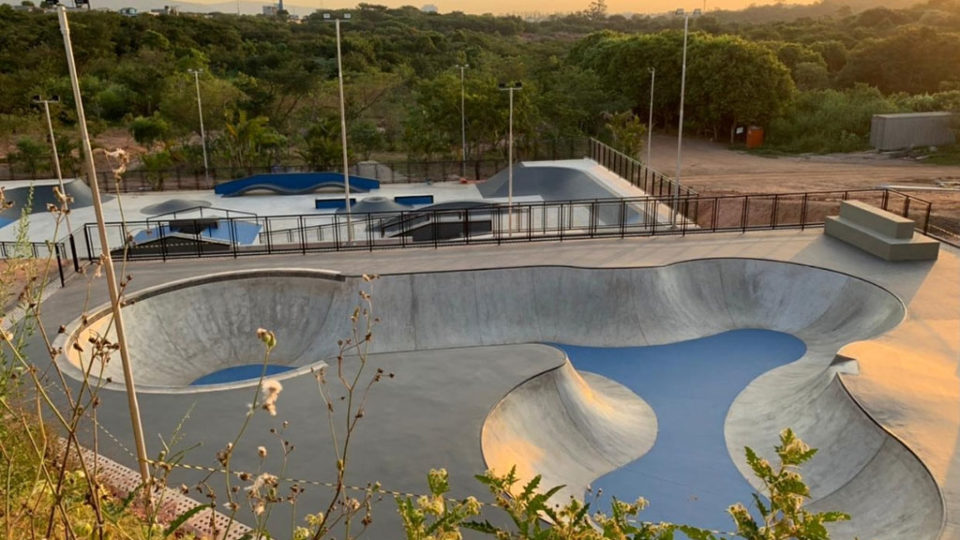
[62,441,251,539]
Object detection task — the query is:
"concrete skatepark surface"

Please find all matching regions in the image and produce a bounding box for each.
[555,330,807,529]
[53,253,947,538]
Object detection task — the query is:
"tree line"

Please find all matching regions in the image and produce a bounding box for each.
[2,0,960,178]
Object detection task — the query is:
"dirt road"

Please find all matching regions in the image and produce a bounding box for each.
[645,133,960,240]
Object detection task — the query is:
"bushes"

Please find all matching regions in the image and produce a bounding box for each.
[764,85,898,153]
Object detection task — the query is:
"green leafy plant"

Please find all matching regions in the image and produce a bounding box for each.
[729,429,849,540]
[399,430,847,540]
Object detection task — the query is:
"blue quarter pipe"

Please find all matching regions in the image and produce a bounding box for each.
[214,172,380,197]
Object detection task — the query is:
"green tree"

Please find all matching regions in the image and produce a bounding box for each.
[130,114,171,148]
[839,28,960,94]
[605,111,647,158]
[296,118,342,170]
[9,137,46,177]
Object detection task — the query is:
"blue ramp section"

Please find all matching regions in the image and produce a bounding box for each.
[394,195,434,206]
[214,173,380,197]
[315,198,356,210]
[192,364,295,385]
[132,220,262,245]
[554,329,806,532]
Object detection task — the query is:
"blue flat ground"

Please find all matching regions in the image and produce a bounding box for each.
[556,329,806,532]
[133,220,262,245]
[191,364,295,386]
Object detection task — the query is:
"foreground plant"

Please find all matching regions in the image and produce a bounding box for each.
[399,430,846,540]
[729,429,849,540]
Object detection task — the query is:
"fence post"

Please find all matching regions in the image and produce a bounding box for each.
[800,194,808,231]
[741,197,749,233]
[68,233,80,272]
[771,194,779,229]
[55,243,65,287]
[299,216,307,254]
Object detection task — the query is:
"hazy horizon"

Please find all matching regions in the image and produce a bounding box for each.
[2,0,827,17]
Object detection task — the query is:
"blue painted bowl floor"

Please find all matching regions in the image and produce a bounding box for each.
[191,364,294,386]
[554,329,806,532]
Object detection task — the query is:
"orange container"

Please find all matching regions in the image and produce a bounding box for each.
[746,126,764,149]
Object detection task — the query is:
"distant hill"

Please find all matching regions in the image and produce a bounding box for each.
[710,0,928,23]
[0,0,937,18]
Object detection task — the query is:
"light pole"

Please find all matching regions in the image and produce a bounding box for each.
[456,64,469,178]
[324,12,354,242]
[186,69,209,183]
[674,7,700,224]
[33,95,78,270]
[57,5,151,488]
[498,81,522,236]
[646,67,655,169]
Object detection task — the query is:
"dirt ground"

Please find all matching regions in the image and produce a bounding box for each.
[646,134,960,241]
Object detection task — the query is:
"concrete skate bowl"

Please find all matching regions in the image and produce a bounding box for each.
[58,269,350,393]
[0,179,107,227]
[56,261,943,538]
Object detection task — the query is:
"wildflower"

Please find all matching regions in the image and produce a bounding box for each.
[256,327,277,348]
[253,501,265,515]
[257,446,267,458]
[246,473,278,493]
[261,379,283,416]
[464,496,482,515]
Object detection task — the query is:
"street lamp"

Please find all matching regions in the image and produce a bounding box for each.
[498,81,522,236]
[323,12,354,242]
[456,63,469,178]
[32,95,79,263]
[186,69,209,183]
[646,67,655,169]
[673,7,700,224]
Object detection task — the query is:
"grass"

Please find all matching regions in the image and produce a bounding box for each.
[912,143,960,166]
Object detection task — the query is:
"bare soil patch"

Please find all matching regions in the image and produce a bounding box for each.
[646,134,960,242]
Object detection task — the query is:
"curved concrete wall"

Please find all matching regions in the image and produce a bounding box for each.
[59,259,942,538]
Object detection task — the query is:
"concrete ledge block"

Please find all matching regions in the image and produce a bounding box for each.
[825,217,939,261]
[838,200,916,240]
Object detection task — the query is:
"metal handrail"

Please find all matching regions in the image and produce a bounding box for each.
[77,187,940,262]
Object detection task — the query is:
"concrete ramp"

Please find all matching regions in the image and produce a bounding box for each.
[59,260,943,537]
[481,360,656,504]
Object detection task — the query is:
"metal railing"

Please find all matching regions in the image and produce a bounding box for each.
[5,138,592,192]
[78,188,936,262]
[588,138,697,199]
[0,240,70,287]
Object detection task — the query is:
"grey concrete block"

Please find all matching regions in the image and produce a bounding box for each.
[839,200,916,240]
[825,216,939,261]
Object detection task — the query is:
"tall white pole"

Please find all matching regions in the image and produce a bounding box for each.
[647,67,655,168]
[334,18,353,242]
[189,69,209,183]
[507,87,514,235]
[41,100,73,235]
[459,64,467,178]
[674,14,690,225]
[57,6,151,487]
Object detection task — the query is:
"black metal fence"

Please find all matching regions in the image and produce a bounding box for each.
[588,138,697,199]
[0,240,70,287]
[4,138,592,192]
[78,188,935,262]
